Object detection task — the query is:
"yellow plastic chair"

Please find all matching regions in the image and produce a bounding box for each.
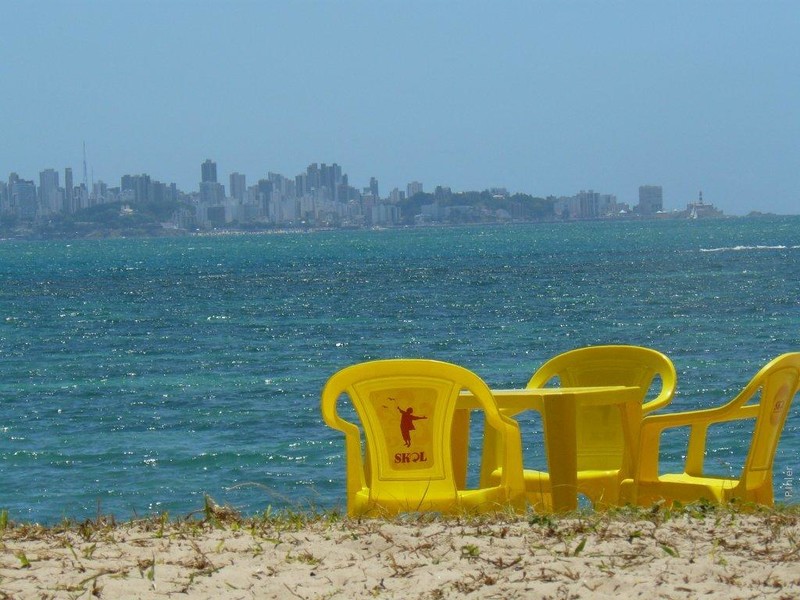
[321,359,526,516]
[490,345,676,509]
[621,352,800,507]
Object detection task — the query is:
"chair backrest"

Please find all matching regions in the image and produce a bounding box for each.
[321,359,515,512]
[527,345,676,471]
[736,353,800,492]
[528,345,676,412]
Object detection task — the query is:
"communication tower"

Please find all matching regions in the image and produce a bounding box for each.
[83,142,89,192]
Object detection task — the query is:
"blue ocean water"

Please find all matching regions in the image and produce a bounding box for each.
[1,217,799,523]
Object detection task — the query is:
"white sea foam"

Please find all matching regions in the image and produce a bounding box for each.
[700,245,799,252]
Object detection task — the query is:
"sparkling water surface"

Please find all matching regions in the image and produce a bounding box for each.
[1,217,799,523]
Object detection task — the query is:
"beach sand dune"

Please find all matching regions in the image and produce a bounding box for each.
[1,507,798,599]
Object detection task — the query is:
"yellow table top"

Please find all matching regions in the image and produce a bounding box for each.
[458,385,640,411]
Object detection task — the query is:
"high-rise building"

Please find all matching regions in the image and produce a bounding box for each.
[295,173,307,197]
[201,159,217,183]
[0,181,8,213]
[92,180,108,203]
[389,188,406,203]
[370,177,379,199]
[39,169,60,215]
[256,179,273,214]
[64,168,74,212]
[11,179,37,219]
[638,185,663,215]
[407,181,423,198]
[200,182,225,204]
[434,186,452,201]
[305,163,320,192]
[199,160,223,204]
[230,172,246,202]
[121,174,152,203]
[576,189,600,219]
[320,163,342,201]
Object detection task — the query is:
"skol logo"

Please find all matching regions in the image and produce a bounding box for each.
[771,385,789,425]
[388,400,430,465]
[394,451,428,464]
[397,405,427,447]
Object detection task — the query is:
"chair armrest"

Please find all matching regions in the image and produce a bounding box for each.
[641,386,675,414]
[636,403,760,480]
[337,420,367,501]
[482,410,526,503]
[640,359,678,415]
[496,418,526,504]
[321,391,367,501]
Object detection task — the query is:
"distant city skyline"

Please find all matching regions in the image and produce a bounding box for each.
[2,1,798,216]
[2,151,754,206]
[3,156,736,234]
[3,154,708,211]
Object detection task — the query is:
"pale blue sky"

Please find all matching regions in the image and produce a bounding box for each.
[2,0,798,215]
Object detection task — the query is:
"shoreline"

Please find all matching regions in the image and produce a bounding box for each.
[2,504,798,599]
[3,212,797,243]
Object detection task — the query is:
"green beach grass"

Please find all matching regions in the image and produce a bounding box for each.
[1,499,798,599]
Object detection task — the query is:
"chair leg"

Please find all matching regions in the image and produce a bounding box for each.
[451,409,471,490]
[619,479,632,504]
[750,479,774,506]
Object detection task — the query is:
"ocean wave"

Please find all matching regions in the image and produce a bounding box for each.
[700,245,800,253]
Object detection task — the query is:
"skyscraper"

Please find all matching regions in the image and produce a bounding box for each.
[320,163,342,201]
[198,160,224,204]
[39,169,60,215]
[638,185,663,215]
[257,179,273,214]
[11,179,37,220]
[230,172,246,202]
[64,167,74,212]
[201,159,217,183]
[199,181,225,204]
[121,174,152,203]
[305,163,320,192]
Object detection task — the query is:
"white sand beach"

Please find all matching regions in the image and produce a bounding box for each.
[1,504,798,599]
